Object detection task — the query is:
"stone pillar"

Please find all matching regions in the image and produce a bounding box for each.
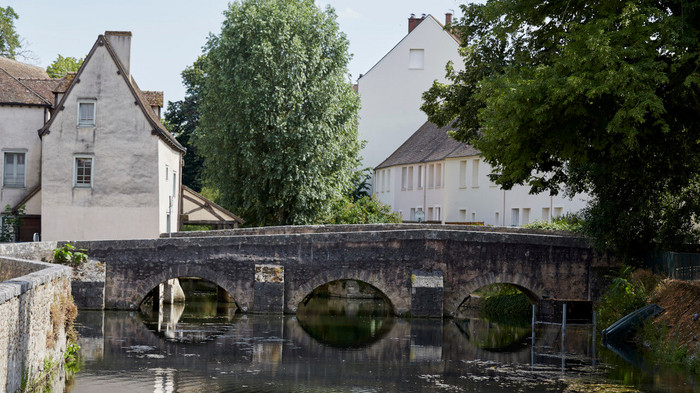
[411,270,443,318]
[253,264,284,313]
[162,278,186,304]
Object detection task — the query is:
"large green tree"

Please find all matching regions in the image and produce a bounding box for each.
[0,6,20,59]
[423,1,700,260]
[197,0,361,226]
[165,56,206,192]
[46,54,83,78]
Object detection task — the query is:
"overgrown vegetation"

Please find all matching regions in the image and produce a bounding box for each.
[320,196,401,225]
[597,268,660,329]
[52,244,87,267]
[477,284,531,324]
[181,224,212,232]
[1,204,25,242]
[524,213,584,233]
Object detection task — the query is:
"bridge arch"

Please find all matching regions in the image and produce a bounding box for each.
[288,269,406,315]
[129,264,252,311]
[446,272,548,317]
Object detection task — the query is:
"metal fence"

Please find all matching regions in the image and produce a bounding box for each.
[649,251,700,281]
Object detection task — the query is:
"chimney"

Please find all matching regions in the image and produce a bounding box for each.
[104,31,132,76]
[445,12,452,26]
[408,13,426,33]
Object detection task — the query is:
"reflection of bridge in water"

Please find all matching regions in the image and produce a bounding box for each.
[75,309,598,392]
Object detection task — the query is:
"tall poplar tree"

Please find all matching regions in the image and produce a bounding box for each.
[423,1,700,260]
[197,0,361,226]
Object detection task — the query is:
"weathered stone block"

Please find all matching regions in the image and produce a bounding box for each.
[411,270,443,318]
[72,281,105,310]
[253,265,284,314]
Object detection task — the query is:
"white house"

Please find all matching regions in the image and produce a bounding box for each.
[1,32,241,242]
[374,122,589,226]
[357,13,463,184]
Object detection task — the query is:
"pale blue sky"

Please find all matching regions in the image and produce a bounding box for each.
[6,0,470,108]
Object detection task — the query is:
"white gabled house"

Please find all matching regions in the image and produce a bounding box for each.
[374,122,589,226]
[357,13,463,182]
[0,31,242,241]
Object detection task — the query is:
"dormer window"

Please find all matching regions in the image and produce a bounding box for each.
[78,100,96,127]
[409,49,424,69]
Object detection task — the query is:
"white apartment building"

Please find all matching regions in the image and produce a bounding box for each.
[357,13,463,187]
[374,122,589,226]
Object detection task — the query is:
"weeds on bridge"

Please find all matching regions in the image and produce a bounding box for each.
[52,244,87,267]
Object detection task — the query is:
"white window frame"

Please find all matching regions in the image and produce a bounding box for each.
[459,160,467,188]
[417,165,424,189]
[472,159,480,188]
[74,155,94,188]
[3,150,26,188]
[77,99,96,127]
[409,49,425,69]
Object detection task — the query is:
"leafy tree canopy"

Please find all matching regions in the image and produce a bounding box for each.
[165,56,207,191]
[423,0,700,260]
[46,54,83,78]
[0,6,21,59]
[197,0,361,226]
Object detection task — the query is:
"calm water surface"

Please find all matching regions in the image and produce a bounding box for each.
[64,293,699,393]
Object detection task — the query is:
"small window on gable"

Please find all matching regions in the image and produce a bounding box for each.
[165,165,169,181]
[409,49,424,69]
[3,152,25,188]
[78,101,96,126]
[74,156,93,187]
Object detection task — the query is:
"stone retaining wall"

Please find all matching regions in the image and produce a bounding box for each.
[0,254,72,393]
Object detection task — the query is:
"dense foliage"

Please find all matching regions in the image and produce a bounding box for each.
[46,54,83,78]
[597,268,659,329]
[423,1,700,261]
[320,196,400,225]
[0,6,20,59]
[164,56,206,192]
[524,213,584,233]
[197,0,361,226]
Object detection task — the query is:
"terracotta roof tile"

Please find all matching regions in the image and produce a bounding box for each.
[0,56,48,79]
[53,73,76,93]
[16,78,60,103]
[142,90,163,107]
[375,121,480,169]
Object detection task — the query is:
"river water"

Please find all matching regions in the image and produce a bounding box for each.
[63,290,699,393]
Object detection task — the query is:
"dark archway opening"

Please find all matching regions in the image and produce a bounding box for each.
[139,277,239,343]
[453,283,535,352]
[296,279,395,348]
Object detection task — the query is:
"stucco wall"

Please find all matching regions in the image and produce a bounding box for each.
[158,139,181,235]
[377,157,589,226]
[0,256,72,393]
[41,43,161,240]
[357,16,463,172]
[0,106,45,211]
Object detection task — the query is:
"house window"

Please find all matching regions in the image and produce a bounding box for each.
[542,207,550,221]
[511,208,520,227]
[3,152,25,188]
[386,169,391,192]
[428,164,434,188]
[410,208,416,221]
[407,166,414,189]
[435,207,441,221]
[459,209,467,222]
[553,207,563,219]
[472,159,480,187]
[381,170,385,193]
[165,165,169,180]
[427,207,434,221]
[495,212,500,226]
[401,167,408,189]
[74,156,93,187]
[459,160,467,188]
[522,208,530,225]
[417,165,424,188]
[435,164,442,188]
[78,100,96,126]
[472,212,476,222]
[409,49,424,69]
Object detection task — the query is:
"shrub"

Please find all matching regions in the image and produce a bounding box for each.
[53,244,87,267]
[524,212,584,233]
[320,196,401,224]
[597,267,660,329]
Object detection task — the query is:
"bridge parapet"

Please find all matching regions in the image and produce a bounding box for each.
[73,226,618,319]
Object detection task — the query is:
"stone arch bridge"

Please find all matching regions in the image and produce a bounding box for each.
[73,224,618,318]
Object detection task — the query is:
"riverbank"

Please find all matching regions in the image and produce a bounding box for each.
[637,279,700,372]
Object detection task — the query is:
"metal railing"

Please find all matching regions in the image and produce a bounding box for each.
[649,251,700,281]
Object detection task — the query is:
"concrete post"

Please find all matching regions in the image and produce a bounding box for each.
[253,264,284,313]
[410,270,443,318]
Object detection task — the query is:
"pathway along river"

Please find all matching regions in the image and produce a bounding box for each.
[63,284,698,392]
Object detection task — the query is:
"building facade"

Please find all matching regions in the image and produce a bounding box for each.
[357,14,463,180]
[1,32,187,241]
[374,122,589,226]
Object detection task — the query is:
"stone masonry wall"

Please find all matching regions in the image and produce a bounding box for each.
[0,254,72,393]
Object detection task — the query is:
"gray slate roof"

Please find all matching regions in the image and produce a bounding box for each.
[375,121,480,170]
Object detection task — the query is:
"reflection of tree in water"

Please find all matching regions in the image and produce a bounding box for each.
[454,318,531,352]
[297,297,395,348]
